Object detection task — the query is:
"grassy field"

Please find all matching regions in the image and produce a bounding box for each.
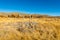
[0,13,60,40]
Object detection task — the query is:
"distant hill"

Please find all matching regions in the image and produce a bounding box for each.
[0,12,60,18]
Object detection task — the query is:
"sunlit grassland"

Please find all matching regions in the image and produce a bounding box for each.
[0,14,59,40]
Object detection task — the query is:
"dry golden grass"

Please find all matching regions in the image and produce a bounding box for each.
[0,13,59,40]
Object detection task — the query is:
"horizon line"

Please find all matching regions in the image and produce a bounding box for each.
[0,10,59,16]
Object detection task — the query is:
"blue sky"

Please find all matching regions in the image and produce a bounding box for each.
[0,0,60,16]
